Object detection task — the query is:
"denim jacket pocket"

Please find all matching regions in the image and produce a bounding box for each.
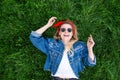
[73,56,84,72]
[49,49,62,70]
[69,50,85,72]
[48,41,63,73]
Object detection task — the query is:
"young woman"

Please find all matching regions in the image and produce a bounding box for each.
[30,17,96,80]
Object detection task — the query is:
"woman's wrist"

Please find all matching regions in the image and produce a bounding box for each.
[88,48,94,61]
[44,24,51,28]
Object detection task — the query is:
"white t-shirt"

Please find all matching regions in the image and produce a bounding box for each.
[53,50,78,79]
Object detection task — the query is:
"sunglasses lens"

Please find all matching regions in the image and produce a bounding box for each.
[60,28,72,32]
[61,28,65,32]
[68,28,72,32]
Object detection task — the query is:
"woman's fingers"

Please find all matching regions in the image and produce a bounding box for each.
[89,35,94,42]
[49,17,57,23]
[87,34,95,48]
[47,17,57,27]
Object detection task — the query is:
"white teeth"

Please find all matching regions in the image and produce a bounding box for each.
[64,35,69,37]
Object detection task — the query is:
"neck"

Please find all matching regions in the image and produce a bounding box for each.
[62,40,70,45]
[62,40,72,51]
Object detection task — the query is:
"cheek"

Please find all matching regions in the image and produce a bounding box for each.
[70,33,73,36]
[59,32,63,37]
[59,32,61,36]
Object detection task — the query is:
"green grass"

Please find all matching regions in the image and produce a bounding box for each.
[0,0,120,80]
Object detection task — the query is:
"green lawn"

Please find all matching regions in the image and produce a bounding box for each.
[0,0,120,80]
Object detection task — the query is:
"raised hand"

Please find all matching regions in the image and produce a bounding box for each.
[35,17,57,35]
[46,17,57,27]
[87,34,95,49]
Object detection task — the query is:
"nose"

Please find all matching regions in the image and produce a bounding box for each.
[65,30,68,33]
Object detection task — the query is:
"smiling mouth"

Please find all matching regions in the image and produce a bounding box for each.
[64,35,69,37]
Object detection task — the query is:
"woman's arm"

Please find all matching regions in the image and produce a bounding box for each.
[35,17,57,35]
[87,34,95,61]
[29,17,57,55]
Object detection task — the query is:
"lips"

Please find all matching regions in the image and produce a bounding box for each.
[64,35,69,37]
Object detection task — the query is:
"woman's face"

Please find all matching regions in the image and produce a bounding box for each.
[59,23,73,42]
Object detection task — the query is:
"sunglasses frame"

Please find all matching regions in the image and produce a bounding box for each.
[60,28,72,32]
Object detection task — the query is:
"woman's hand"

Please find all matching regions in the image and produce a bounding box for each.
[35,17,57,35]
[87,34,95,49]
[87,34,95,61]
[46,17,57,27]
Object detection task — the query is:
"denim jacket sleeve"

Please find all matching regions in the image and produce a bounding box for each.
[82,43,96,67]
[29,31,50,55]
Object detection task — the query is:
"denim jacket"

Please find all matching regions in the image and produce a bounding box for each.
[29,31,96,78]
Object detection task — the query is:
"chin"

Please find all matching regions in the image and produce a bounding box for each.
[62,38,71,41]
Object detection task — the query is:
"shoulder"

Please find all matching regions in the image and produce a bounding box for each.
[48,39,63,48]
[74,41,86,47]
[47,38,61,43]
[73,41,87,51]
